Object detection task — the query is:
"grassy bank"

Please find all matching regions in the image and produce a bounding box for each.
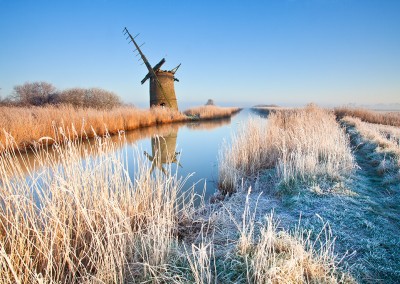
[213,105,358,282]
[212,105,356,282]
[219,105,355,194]
[342,116,400,158]
[341,115,400,182]
[0,105,240,151]
[217,104,400,281]
[335,107,400,127]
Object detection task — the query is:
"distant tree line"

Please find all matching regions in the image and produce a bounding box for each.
[1,81,122,109]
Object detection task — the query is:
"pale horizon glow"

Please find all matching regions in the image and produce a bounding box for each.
[0,0,399,108]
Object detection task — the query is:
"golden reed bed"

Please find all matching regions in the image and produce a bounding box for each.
[0,105,240,151]
[184,105,241,120]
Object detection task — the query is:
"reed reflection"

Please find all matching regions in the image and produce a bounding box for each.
[185,117,232,131]
[6,116,235,177]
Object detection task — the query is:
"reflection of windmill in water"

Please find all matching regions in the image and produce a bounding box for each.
[143,128,181,174]
[123,27,181,110]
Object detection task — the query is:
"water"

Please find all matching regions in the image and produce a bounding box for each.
[12,109,256,201]
[120,108,255,201]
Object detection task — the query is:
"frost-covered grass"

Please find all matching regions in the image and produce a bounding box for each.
[206,188,355,283]
[218,105,355,194]
[0,122,355,283]
[0,131,203,283]
[335,107,400,127]
[341,115,400,184]
[216,105,400,282]
[342,116,400,157]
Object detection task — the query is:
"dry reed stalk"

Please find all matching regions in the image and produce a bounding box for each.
[218,105,355,194]
[335,107,400,127]
[184,105,241,120]
[0,130,196,283]
[184,233,215,284]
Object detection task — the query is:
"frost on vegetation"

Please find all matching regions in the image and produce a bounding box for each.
[342,116,400,157]
[218,189,356,284]
[342,116,400,183]
[0,130,204,283]
[0,126,358,283]
[218,105,356,195]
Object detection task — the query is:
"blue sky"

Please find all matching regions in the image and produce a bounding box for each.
[0,0,399,108]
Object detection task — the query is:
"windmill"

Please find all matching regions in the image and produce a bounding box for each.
[123,27,181,110]
[144,130,182,175]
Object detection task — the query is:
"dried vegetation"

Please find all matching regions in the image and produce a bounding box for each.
[219,105,355,193]
[0,129,354,283]
[0,105,241,152]
[0,132,199,283]
[335,107,400,127]
[184,105,241,120]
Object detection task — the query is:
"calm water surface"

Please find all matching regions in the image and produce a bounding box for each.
[123,108,258,200]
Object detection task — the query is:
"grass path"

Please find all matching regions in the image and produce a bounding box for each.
[263,122,400,282]
[341,122,400,281]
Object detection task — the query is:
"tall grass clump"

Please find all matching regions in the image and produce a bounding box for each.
[249,213,351,283]
[219,105,355,194]
[184,105,241,120]
[0,130,195,283]
[217,189,354,283]
[335,107,400,127]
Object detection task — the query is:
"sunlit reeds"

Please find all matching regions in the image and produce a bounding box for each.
[0,105,187,151]
[0,131,196,283]
[0,105,241,152]
[335,107,400,127]
[184,105,241,120]
[219,105,355,193]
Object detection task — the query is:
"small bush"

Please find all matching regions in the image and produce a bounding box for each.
[11,81,57,106]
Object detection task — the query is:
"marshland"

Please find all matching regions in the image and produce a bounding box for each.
[1,103,399,283]
[1,1,400,283]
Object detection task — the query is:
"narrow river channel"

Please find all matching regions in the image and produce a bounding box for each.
[122,108,258,201]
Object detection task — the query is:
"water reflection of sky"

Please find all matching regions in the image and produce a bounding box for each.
[10,109,262,202]
[125,109,259,200]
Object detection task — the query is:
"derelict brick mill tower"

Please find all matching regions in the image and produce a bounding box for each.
[123,27,181,110]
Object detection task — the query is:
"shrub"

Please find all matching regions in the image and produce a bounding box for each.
[58,87,122,109]
[11,81,57,106]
